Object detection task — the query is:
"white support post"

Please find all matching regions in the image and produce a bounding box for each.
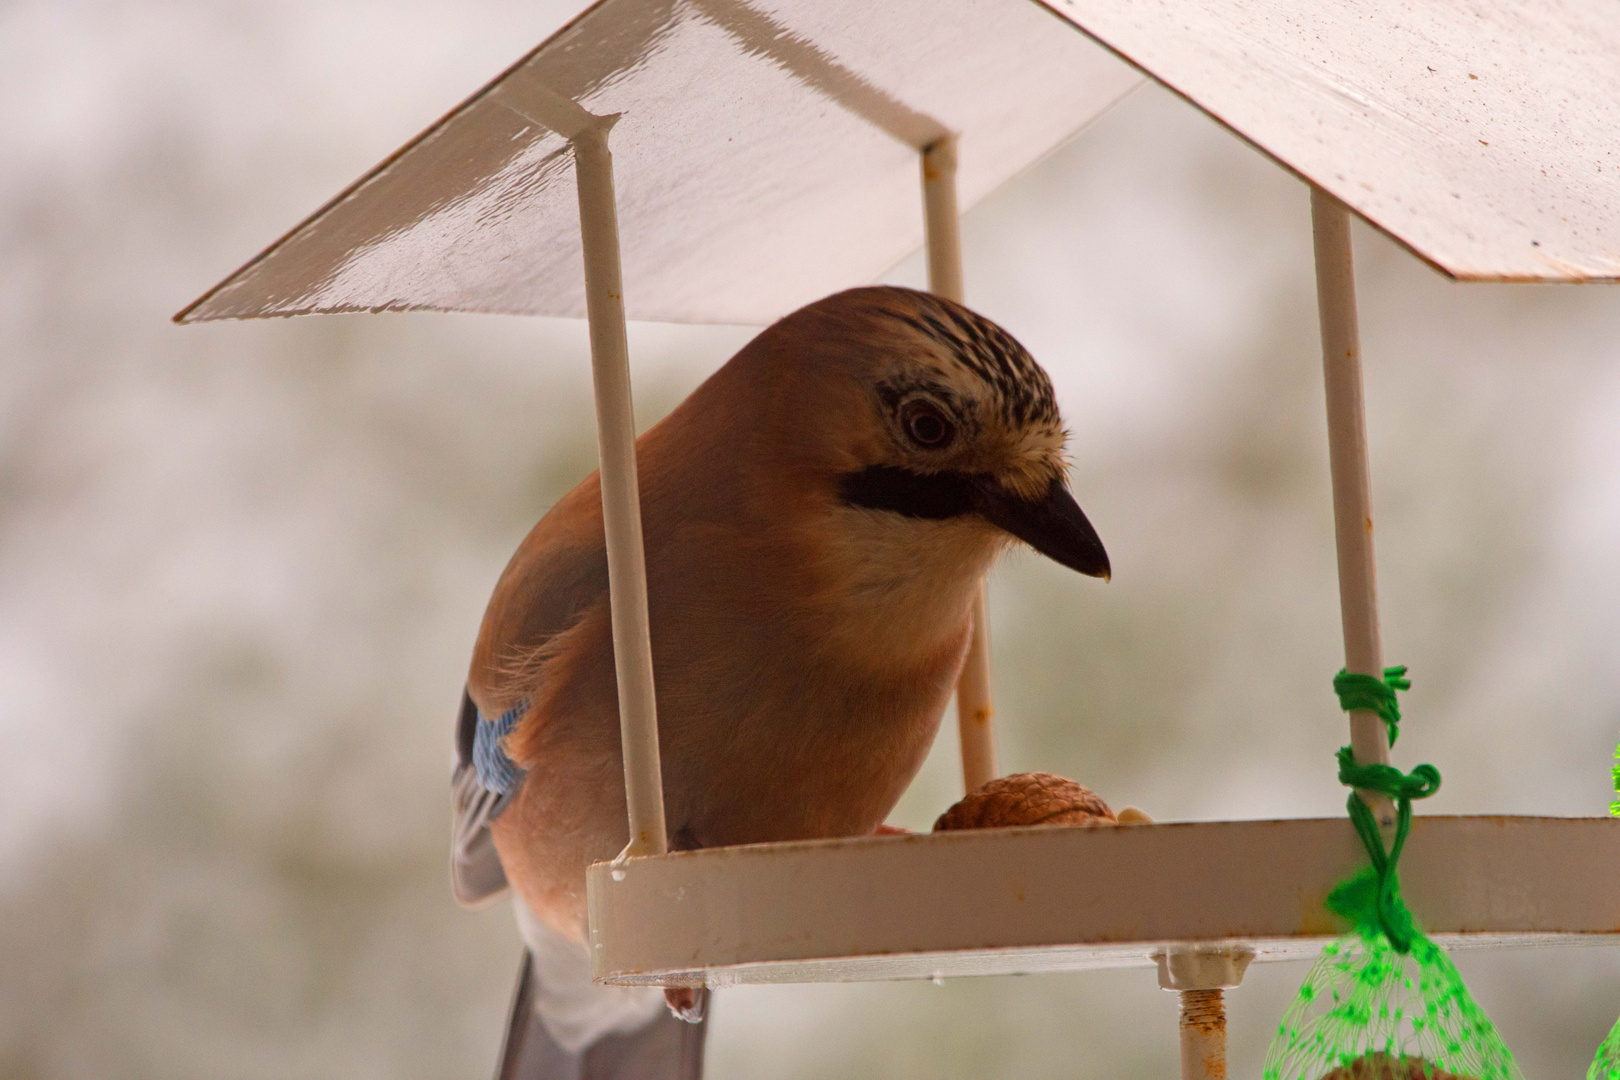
[574,121,669,858]
[492,83,670,856]
[1311,187,1394,823]
[923,136,997,795]
[492,80,670,856]
[1178,990,1227,1080]
[1155,946,1252,1080]
[922,137,965,302]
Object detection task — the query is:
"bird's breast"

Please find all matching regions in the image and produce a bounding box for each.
[799,505,1000,672]
[665,610,972,848]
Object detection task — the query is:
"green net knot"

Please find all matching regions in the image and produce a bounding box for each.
[1331,746,1440,955]
[1334,665,1410,747]
[1264,665,1521,1080]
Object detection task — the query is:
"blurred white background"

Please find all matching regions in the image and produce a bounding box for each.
[5,2,1620,1077]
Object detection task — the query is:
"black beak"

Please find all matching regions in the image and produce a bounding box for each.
[974,477,1111,580]
[837,465,1110,580]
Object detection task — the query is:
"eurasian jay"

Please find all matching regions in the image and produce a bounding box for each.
[450,285,1110,1079]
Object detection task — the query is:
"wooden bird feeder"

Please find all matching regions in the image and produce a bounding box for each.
[178,1,1620,1076]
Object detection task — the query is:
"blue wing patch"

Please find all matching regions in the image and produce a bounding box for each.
[451,692,529,908]
[473,702,529,796]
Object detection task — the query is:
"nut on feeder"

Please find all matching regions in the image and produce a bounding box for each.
[933,772,1118,831]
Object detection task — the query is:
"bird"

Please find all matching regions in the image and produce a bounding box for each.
[449,284,1110,1079]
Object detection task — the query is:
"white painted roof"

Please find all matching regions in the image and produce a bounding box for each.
[178,0,1139,325]
[1047,0,1620,281]
[182,0,1620,326]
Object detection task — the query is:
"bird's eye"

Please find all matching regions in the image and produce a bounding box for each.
[901,399,955,449]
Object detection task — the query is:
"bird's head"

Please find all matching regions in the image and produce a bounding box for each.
[766,286,1109,584]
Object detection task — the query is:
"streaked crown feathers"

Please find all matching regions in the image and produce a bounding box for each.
[824,287,1069,501]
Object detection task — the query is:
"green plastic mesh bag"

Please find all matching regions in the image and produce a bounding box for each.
[1590,737,1620,1079]
[1264,669,1523,1080]
[1590,1016,1620,1080]
[1266,932,1521,1080]
[1610,732,1620,816]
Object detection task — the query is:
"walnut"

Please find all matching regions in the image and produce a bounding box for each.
[1317,1053,1471,1080]
[933,772,1117,831]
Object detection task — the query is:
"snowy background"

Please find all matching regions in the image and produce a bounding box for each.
[5,2,1620,1077]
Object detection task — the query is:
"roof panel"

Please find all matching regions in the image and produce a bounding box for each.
[1042,0,1620,281]
[180,0,1139,325]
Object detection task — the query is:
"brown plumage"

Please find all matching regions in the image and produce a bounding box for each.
[452,285,1109,1068]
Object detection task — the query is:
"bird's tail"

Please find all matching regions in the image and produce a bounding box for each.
[495,902,708,1080]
